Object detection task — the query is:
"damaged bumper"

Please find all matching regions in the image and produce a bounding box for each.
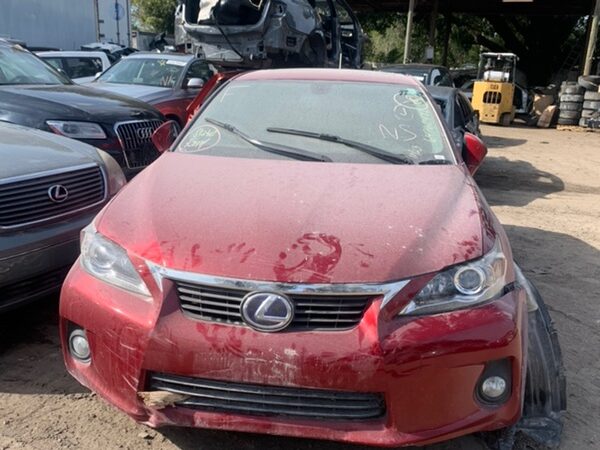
[60,265,529,447]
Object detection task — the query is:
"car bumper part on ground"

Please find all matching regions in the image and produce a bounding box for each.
[0,213,97,312]
[60,266,528,447]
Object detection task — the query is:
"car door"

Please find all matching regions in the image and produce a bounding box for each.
[332,0,363,68]
[314,0,340,65]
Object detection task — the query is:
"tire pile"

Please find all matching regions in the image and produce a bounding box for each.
[558,76,600,127]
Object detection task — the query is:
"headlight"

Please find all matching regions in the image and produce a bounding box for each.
[80,224,151,297]
[47,121,107,139]
[400,239,508,315]
[96,149,126,196]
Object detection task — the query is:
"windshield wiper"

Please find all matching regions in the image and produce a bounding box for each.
[267,127,415,165]
[206,118,332,163]
[419,159,453,165]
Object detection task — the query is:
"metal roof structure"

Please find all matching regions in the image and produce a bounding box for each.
[349,0,596,16]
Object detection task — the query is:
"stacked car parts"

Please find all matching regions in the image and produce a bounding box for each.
[579,76,600,128]
[558,76,600,127]
[557,81,585,126]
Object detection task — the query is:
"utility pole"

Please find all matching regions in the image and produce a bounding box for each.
[403,0,416,64]
[584,0,600,76]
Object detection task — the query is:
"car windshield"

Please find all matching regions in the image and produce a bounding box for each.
[97,58,186,87]
[176,79,454,164]
[0,45,70,85]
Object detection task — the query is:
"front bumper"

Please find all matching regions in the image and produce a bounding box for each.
[0,213,97,312]
[60,267,527,447]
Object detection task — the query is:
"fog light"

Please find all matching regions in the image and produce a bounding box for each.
[481,376,507,400]
[69,329,91,363]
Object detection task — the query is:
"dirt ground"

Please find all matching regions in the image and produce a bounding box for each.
[1,125,599,450]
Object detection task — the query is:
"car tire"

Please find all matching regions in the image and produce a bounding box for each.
[561,84,584,95]
[583,100,600,110]
[558,101,582,111]
[582,109,596,118]
[560,94,584,103]
[578,75,600,91]
[584,91,600,101]
[558,110,581,120]
[580,117,589,127]
[557,117,579,126]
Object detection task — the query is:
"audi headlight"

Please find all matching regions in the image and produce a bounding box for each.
[47,121,107,139]
[80,224,150,297]
[401,239,508,315]
[96,149,126,196]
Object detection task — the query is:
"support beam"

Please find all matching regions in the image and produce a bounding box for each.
[403,0,416,64]
[583,0,600,75]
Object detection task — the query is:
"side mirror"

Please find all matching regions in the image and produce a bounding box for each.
[462,133,487,174]
[184,77,204,89]
[151,121,180,153]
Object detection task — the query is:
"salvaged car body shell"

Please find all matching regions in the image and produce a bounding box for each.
[175,0,364,69]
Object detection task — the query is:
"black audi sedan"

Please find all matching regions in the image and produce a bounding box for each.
[0,40,164,178]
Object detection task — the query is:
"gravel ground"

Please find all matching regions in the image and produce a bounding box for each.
[1,124,598,450]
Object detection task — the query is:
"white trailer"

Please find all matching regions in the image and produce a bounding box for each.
[0,0,131,50]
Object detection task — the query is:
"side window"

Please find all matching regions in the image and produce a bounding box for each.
[185,60,213,83]
[458,94,474,121]
[64,57,103,79]
[438,69,454,87]
[454,98,466,128]
[333,1,353,24]
[431,69,441,85]
[44,58,64,72]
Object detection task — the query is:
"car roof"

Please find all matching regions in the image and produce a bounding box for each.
[37,51,108,58]
[425,85,458,101]
[235,68,421,86]
[383,64,446,71]
[123,52,194,62]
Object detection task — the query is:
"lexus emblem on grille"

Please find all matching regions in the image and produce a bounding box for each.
[136,127,154,140]
[47,184,69,203]
[241,292,294,332]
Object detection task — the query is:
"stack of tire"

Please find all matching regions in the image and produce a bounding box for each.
[579,76,600,128]
[558,82,585,126]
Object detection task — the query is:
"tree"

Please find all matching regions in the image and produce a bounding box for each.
[131,0,178,34]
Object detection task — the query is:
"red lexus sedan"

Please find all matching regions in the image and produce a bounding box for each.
[60,69,564,447]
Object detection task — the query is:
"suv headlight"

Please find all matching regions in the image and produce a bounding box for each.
[400,239,508,315]
[47,121,107,139]
[80,224,151,297]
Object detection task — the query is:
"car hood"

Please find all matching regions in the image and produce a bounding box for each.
[0,122,102,179]
[98,153,486,284]
[89,82,170,103]
[0,84,162,124]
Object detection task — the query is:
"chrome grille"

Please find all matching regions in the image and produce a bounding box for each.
[148,373,385,420]
[114,119,163,169]
[174,281,374,331]
[0,165,106,229]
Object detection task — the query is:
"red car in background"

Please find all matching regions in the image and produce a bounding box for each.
[60,69,565,448]
[185,70,244,124]
[89,53,215,127]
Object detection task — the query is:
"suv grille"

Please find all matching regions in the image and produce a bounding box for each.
[174,281,374,331]
[148,373,385,420]
[1,266,71,310]
[114,120,163,169]
[0,165,106,229]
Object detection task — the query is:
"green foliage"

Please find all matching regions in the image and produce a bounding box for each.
[359,11,585,84]
[131,0,178,34]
